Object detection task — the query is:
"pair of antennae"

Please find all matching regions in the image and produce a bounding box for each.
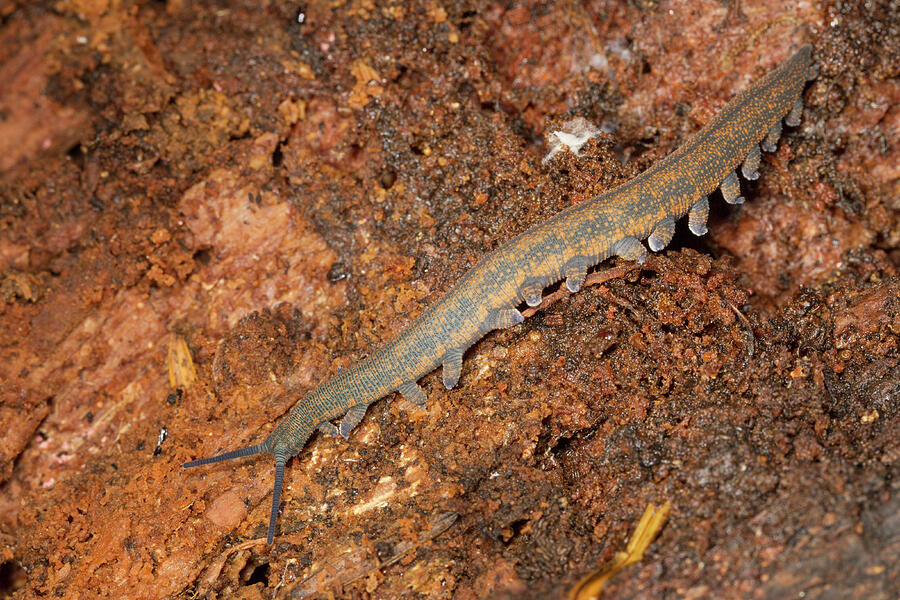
[183,442,285,545]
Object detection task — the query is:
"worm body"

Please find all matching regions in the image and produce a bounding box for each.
[184,46,815,545]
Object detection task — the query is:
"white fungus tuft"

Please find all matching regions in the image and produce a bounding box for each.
[543,117,602,164]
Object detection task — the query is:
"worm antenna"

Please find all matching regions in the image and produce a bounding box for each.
[183,443,269,468]
[268,456,287,544]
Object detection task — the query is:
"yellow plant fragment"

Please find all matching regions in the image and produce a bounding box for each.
[569,501,671,600]
[167,333,197,390]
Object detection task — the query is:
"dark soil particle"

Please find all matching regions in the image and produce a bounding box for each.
[1,1,898,599]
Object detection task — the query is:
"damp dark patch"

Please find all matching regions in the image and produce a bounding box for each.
[0,560,26,595]
[242,561,270,587]
[272,141,284,167]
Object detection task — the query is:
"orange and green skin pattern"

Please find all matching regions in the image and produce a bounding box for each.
[187,46,813,543]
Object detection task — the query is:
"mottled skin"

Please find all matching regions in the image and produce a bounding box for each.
[185,46,814,545]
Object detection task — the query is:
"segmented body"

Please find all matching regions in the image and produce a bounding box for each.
[185,45,815,545]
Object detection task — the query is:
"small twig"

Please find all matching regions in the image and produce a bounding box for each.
[521,258,654,319]
[726,300,756,358]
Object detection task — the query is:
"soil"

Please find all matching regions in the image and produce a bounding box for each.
[0,1,897,599]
